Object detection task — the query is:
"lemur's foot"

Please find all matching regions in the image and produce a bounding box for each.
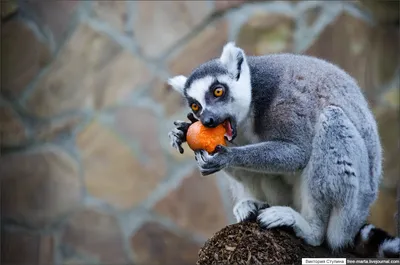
[233,199,269,223]
[257,206,297,233]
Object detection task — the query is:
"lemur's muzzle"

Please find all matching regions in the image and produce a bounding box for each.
[200,109,236,142]
[200,109,221,128]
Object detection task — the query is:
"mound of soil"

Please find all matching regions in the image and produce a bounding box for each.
[197,221,356,265]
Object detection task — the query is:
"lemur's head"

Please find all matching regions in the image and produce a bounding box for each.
[168,42,252,142]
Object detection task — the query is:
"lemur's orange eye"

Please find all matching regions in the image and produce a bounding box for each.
[191,103,199,112]
[214,87,224,97]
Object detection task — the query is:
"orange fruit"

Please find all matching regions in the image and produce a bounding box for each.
[186,121,227,153]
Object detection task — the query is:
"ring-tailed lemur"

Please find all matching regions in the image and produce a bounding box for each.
[168,42,399,258]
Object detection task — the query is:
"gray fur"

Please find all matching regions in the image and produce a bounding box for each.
[168,42,397,257]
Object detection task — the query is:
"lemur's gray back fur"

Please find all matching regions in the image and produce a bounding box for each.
[247,53,382,199]
[168,43,398,258]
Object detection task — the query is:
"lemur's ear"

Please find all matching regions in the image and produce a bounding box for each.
[220,42,245,81]
[168,75,187,95]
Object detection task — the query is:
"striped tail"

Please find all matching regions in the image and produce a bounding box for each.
[353,224,399,258]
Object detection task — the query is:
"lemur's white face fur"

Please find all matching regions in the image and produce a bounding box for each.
[168,42,252,142]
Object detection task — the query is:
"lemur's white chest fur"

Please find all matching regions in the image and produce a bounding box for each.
[224,114,302,210]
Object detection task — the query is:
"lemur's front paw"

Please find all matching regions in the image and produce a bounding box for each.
[257,206,296,229]
[194,145,232,176]
[233,199,270,223]
[168,122,189,154]
[168,113,198,154]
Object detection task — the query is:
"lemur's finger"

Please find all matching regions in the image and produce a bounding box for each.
[187,113,198,123]
[195,151,205,165]
[196,151,205,163]
[178,145,184,154]
[171,129,184,138]
[168,131,175,142]
[200,150,210,161]
[176,123,190,131]
[173,120,191,131]
[169,129,186,144]
[173,120,186,126]
[168,131,184,153]
[171,139,184,154]
[169,130,182,141]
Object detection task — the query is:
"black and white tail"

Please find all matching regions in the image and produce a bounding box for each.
[354,224,399,258]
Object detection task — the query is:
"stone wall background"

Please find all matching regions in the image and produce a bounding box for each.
[0,1,398,264]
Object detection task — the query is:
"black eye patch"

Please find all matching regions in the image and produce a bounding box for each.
[187,97,202,111]
[205,80,229,104]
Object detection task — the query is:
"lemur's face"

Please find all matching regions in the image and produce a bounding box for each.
[185,74,237,142]
[168,42,252,142]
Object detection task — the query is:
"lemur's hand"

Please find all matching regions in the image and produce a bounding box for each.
[195,145,232,176]
[168,113,198,154]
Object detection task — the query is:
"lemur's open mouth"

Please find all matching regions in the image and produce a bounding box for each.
[223,119,235,142]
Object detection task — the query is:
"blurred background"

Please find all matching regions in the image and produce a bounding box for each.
[0,0,398,264]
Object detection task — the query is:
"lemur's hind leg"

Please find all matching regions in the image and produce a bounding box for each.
[258,105,370,248]
[257,184,330,246]
[319,106,371,252]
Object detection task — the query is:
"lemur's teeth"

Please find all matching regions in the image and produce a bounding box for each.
[224,134,233,141]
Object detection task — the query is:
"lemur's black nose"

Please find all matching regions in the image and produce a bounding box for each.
[203,117,215,127]
[201,109,219,127]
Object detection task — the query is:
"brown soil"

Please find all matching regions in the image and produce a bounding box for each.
[197,221,356,265]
